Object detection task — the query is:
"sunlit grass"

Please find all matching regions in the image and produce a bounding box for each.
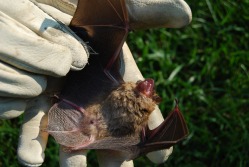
[128,0,249,166]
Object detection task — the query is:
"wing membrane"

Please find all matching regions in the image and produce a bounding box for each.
[72,0,126,27]
[70,0,129,82]
[134,104,189,158]
[61,103,188,160]
[47,101,91,148]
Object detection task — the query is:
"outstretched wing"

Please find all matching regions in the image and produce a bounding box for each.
[70,0,129,83]
[132,102,189,159]
[47,100,93,148]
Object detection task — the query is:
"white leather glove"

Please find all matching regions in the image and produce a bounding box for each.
[0,0,88,118]
[0,0,191,166]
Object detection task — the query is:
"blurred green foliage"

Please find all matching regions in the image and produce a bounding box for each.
[1,0,248,166]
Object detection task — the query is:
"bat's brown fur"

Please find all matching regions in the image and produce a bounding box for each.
[47,78,188,155]
[83,82,160,139]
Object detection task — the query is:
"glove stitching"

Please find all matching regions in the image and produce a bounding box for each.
[18,157,42,167]
[52,0,76,16]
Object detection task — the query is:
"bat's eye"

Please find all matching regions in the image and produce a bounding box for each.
[142,109,149,113]
[136,78,154,97]
[152,95,162,104]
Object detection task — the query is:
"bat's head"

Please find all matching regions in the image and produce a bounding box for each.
[136,79,161,104]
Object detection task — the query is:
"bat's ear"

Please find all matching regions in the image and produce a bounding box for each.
[136,78,162,103]
[136,78,155,97]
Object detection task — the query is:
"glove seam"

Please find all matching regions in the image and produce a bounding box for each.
[18,157,42,167]
[52,0,76,16]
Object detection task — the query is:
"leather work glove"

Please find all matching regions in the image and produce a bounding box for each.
[0,0,192,166]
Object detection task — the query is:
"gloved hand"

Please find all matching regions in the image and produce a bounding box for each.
[0,0,191,166]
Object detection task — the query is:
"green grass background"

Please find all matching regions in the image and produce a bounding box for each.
[0,0,248,166]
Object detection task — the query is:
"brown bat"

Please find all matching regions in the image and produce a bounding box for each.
[46,0,188,160]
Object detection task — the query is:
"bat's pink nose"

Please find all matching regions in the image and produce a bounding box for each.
[136,78,154,97]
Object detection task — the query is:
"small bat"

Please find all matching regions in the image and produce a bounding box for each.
[46,0,188,160]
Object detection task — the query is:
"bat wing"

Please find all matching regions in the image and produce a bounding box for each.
[131,102,189,159]
[70,0,129,83]
[62,102,188,160]
[68,136,140,153]
[47,100,94,148]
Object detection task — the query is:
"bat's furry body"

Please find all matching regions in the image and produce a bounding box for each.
[46,0,188,159]
[101,81,158,137]
[47,78,162,153]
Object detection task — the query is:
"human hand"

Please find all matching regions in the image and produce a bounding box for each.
[0,0,88,166]
[0,0,191,166]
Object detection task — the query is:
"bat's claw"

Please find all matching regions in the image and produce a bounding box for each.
[175,98,179,105]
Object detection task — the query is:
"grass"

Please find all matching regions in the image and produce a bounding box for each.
[1,0,249,166]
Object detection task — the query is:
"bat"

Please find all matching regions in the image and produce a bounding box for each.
[46,0,188,160]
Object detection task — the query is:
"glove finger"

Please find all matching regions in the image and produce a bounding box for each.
[0,97,26,119]
[17,95,50,167]
[121,43,173,163]
[0,0,88,73]
[120,43,144,82]
[40,0,191,29]
[0,11,73,77]
[126,0,192,29]
[35,3,73,25]
[147,146,173,164]
[0,61,47,98]
[59,147,87,167]
[36,0,77,16]
[146,106,173,163]
[96,150,134,167]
